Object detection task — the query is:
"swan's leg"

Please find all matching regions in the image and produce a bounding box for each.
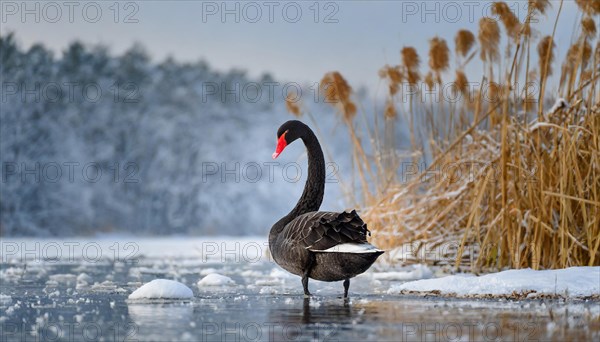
[343,279,350,298]
[302,274,311,296]
[302,253,315,297]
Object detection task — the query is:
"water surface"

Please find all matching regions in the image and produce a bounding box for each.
[1,238,598,341]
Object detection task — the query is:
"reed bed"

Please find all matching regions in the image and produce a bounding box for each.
[289,1,600,271]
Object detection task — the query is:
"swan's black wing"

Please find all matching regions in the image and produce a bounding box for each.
[283,210,371,251]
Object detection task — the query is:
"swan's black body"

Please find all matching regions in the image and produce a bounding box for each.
[269,120,384,297]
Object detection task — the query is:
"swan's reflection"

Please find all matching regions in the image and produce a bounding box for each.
[128,302,193,339]
[267,297,361,341]
[300,297,352,324]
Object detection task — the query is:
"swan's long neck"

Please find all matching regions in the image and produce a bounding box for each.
[270,128,325,238]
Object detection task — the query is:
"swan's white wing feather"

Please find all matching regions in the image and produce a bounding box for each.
[309,243,383,254]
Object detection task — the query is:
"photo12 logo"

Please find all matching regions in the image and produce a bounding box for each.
[2,162,140,184]
[1,322,138,342]
[400,1,532,24]
[1,1,141,24]
[2,81,140,104]
[201,1,340,23]
[1,241,139,263]
[201,161,340,184]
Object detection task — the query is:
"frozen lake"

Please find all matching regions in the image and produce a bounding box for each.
[1,237,599,341]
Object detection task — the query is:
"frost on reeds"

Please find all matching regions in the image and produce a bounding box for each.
[291,2,600,271]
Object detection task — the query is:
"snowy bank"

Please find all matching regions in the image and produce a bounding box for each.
[128,279,193,299]
[388,266,600,299]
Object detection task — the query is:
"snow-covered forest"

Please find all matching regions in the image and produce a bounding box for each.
[1,33,355,237]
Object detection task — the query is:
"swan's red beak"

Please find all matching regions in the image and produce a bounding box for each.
[272,132,287,159]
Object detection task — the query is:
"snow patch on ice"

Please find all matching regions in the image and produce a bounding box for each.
[388,266,600,298]
[197,273,235,287]
[128,279,193,299]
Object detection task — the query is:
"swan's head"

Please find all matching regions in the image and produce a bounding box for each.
[272,120,306,159]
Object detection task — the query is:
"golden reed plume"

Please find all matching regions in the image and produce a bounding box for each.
[320,71,356,121]
[575,0,600,15]
[478,17,500,62]
[455,29,475,58]
[492,2,522,42]
[401,47,421,85]
[537,36,555,77]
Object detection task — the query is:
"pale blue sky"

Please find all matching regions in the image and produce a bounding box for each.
[2,1,584,93]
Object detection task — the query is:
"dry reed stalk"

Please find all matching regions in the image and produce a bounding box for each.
[478,17,502,125]
[320,71,375,203]
[377,64,402,184]
[537,0,563,119]
[401,47,422,164]
[454,30,477,132]
[427,37,450,139]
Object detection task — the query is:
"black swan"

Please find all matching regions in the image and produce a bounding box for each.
[269,120,384,298]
